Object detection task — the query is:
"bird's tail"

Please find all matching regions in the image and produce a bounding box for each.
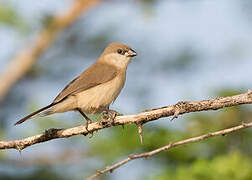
[14,104,55,125]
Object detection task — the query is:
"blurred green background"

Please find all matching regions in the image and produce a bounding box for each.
[0,0,252,179]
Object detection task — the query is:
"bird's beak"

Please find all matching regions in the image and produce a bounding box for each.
[126,48,137,57]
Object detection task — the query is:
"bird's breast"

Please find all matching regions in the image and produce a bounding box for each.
[76,73,126,114]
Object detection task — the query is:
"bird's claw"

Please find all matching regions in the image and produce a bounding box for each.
[85,119,92,131]
[82,119,92,137]
[102,110,122,125]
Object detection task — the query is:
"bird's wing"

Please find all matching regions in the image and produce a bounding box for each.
[53,62,118,104]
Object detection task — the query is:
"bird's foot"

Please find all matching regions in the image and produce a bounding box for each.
[82,118,92,137]
[77,109,93,136]
[85,119,92,131]
[102,110,122,125]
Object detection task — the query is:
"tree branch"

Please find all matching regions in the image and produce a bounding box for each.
[87,121,252,180]
[0,90,251,151]
[0,0,101,100]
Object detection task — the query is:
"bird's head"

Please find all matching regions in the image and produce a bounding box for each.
[100,42,137,69]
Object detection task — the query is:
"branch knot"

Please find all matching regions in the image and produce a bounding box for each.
[248,89,252,96]
[171,101,188,121]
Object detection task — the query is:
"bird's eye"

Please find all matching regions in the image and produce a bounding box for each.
[117,49,124,55]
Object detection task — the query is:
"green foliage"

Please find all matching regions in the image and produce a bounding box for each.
[1,168,64,180]
[214,89,243,97]
[89,125,141,162]
[0,3,28,32]
[148,151,252,180]
[0,3,17,25]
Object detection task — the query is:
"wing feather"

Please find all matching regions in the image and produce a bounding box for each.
[53,62,117,103]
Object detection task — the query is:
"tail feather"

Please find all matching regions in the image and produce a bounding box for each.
[15,104,55,125]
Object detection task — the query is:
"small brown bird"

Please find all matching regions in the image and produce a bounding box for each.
[15,42,137,129]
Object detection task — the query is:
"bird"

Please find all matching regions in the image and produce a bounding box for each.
[15,42,137,130]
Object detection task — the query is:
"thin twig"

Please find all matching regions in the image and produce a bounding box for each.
[0,90,251,151]
[137,123,143,144]
[87,121,252,180]
[0,0,101,100]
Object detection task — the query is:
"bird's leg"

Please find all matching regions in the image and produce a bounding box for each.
[102,109,122,125]
[77,109,92,132]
